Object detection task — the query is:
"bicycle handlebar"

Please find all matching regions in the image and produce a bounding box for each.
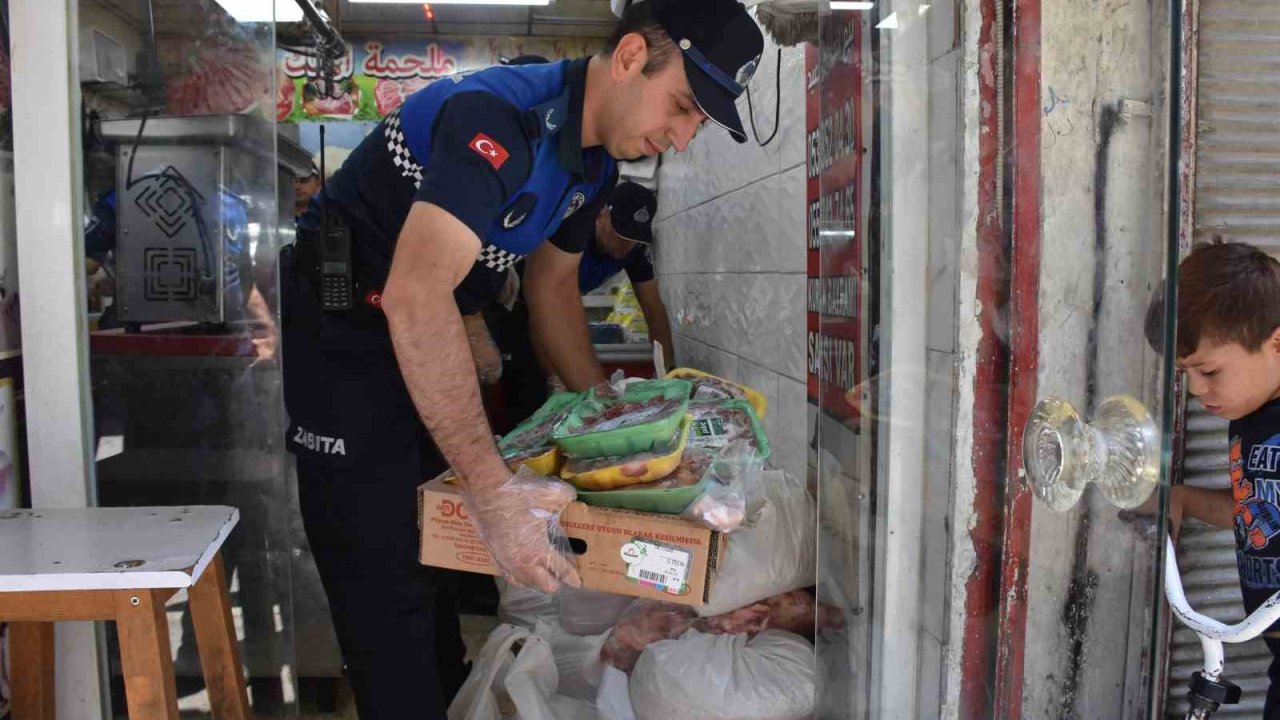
[1165,533,1280,680]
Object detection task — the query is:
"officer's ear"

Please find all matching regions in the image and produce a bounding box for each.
[610,32,649,83]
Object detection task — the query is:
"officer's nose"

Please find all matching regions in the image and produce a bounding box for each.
[670,115,702,153]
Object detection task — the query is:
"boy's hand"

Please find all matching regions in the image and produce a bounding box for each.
[1119,486,1184,539]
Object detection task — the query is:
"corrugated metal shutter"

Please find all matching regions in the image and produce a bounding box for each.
[1167,2,1280,715]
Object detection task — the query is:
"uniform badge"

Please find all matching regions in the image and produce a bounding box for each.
[468,133,510,170]
[736,54,761,89]
[564,191,587,219]
[502,193,538,229]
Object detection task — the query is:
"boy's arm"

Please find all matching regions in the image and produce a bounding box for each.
[1170,485,1235,536]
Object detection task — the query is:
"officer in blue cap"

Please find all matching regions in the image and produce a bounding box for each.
[282,1,764,716]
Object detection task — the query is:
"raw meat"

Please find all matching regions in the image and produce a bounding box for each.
[562,431,699,480]
[503,403,577,451]
[374,78,403,116]
[600,591,844,673]
[563,398,684,436]
[165,39,269,116]
[688,404,760,451]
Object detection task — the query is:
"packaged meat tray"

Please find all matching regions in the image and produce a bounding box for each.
[501,445,560,476]
[551,379,692,457]
[561,416,692,490]
[575,448,716,514]
[499,392,583,452]
[688,400,772,460]
[665,368,768,419]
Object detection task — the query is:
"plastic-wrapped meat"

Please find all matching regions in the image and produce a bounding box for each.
[693,602,771,636]
[564,437,707,483]
[566,398,684,435]
[502,447,551,464]
[670,371,748,403]
[689,405,759,451]
[599,600,695,673]
[600,592,843,674]
[503,405,576,450]
[685,490,746,532]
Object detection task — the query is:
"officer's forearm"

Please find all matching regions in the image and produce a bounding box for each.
[385,287,509,490]
[527,282,605,392]
[383,203,509,492]
[645,305,674,370]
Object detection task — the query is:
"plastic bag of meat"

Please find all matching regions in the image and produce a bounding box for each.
[680,440,762,533]
[600,592,842,674]
[693,590,845,637]
[628,630,816,720]
[697,469,816,617]
[557,586,636,636]
[599,599,696,673]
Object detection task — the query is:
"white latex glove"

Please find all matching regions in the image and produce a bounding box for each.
[463,466,583,593]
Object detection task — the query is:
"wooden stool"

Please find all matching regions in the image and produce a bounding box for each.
[0,506,251,719]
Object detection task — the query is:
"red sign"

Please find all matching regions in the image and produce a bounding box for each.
[806,16,864,427]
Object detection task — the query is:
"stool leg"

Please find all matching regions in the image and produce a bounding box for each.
[189,551,251,719]
[10,621,55,720]
[115,590,179,720]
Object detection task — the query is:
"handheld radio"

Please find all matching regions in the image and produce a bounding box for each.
[318,125,353,311]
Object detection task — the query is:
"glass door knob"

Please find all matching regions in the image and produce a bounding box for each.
[1022,395,1160,512]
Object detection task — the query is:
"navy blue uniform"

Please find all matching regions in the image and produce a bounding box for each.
[576,236,655,294]
[1227,398,1280,718]
[282,58,615,719]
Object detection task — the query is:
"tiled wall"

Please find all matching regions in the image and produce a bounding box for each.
[653,32,808,482]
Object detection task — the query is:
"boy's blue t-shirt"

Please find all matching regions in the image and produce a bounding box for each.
[1230,397,1280,629]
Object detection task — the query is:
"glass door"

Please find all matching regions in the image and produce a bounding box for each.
[811,0,1179,716]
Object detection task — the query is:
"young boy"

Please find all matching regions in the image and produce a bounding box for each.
[1161,240,1280,716]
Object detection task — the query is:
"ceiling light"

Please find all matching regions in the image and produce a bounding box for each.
[213,0,304,22]
[830,1,875,10]
[350,0,551,5]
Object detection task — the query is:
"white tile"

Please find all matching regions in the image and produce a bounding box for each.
[778,165,809,274]
[772,376,810,482]
[778,44,809,173]
[735,359,781,417]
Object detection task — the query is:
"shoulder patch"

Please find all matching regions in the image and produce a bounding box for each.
[502,193,538,229]
[564,191,587,219]
[468,133,510,170]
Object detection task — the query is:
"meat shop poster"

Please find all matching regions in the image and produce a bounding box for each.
[276,36,604,123]
[806,15,864,427]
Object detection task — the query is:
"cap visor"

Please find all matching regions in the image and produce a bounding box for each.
[684,55,748,144]
[616,229,653,246]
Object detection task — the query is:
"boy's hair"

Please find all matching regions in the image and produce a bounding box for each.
[1176,240,1280,358]
[602,1,677,76]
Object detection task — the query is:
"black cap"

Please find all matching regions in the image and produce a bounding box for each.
[608,181,657,245]
[648,0,764,144]
[502,54,551,66]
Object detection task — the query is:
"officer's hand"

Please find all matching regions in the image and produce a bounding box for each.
[463,466,582,593]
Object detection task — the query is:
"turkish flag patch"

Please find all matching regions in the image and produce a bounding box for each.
[468,133,510,170]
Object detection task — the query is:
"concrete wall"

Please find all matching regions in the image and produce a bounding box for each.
[653,25,809,482]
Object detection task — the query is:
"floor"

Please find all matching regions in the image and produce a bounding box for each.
[110,614,499,719]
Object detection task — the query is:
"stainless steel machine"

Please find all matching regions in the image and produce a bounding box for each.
[98,114,310,325]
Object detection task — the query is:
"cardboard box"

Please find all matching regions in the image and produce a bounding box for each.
[418,473,723,607]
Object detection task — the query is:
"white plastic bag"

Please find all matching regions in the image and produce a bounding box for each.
[557,586,635,636]
[697,470,816,617]
[596,666,638,720]
[533,620,609,700]
[629,630,816,720]
[449,623,529,720]
[496,577,558,628]
[448,623,597,720]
